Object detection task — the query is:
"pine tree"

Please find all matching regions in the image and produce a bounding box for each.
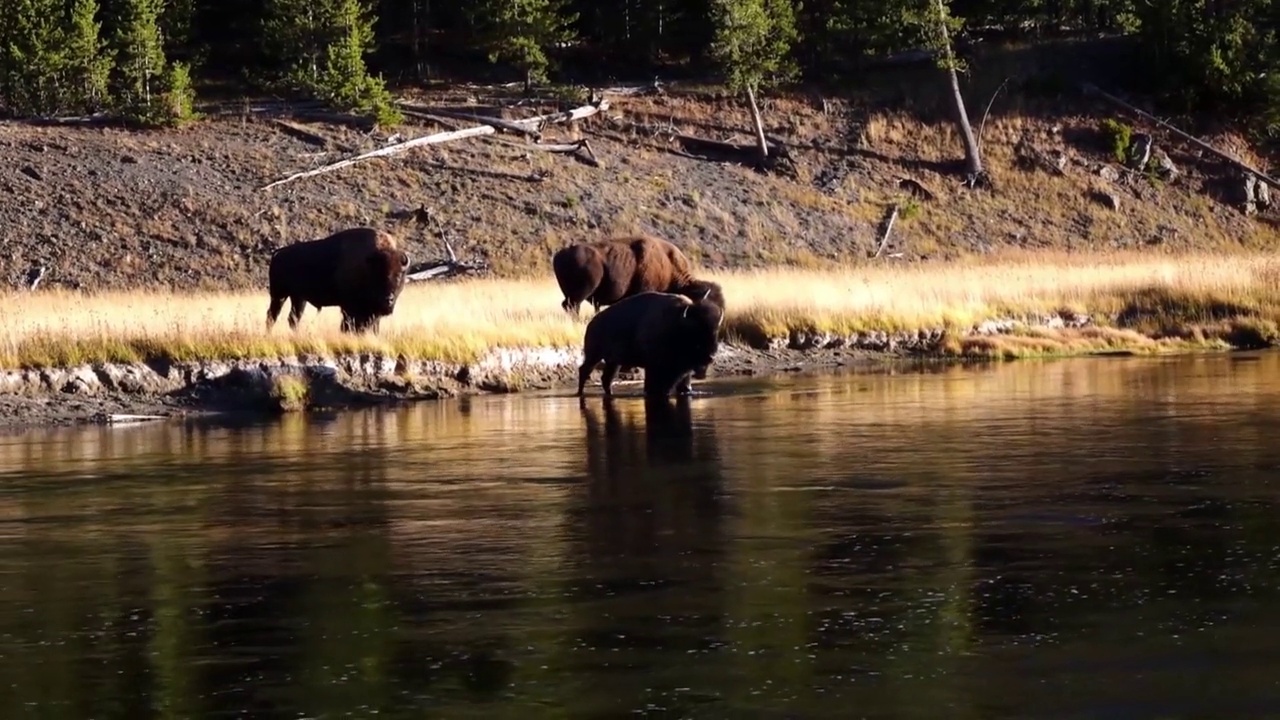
[1,0,67,116]
[469,0,578,89]
[318,0,400,124]
[111,0,167,115]
[708,0,799,164]
[262,0,400,124]
[63,0,113,113]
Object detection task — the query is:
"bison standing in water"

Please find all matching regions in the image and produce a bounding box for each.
[552,234,696,316]
[576,289,724,399]
[265,226,409,334]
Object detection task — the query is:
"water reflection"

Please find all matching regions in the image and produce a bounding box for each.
[2,353,1280,717]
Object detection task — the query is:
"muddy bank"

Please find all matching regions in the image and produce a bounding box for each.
[0,341,905,431]
[0,307,1216,431]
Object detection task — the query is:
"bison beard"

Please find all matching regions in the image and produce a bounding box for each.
[576,290,723,399]
[265,227,409,335]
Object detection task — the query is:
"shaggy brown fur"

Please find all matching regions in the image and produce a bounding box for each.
[265,226,409,334]
[552,234,696,316]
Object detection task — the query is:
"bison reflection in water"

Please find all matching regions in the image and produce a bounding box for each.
[577,290,724,399]
[265,226,410,334]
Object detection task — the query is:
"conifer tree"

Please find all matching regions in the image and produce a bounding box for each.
[1,0,67,116]
[469,0,578,89]
[263,0,400,124]
[64,0,113,113]
[708,0,799,164]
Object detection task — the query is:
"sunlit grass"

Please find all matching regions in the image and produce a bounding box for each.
[3,252,1280,369]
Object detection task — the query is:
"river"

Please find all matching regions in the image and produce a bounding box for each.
[2,352,1279,718]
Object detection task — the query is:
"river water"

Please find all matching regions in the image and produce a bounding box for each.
[2,352,1280,718]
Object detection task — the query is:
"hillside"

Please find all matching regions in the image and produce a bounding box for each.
[2,75,1277,294]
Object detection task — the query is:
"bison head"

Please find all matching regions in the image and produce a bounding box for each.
[368,248,410,315]
[678,296,724,378]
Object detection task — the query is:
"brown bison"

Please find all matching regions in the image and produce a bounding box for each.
[577,288,724,399]
[553,234,695,316]
[265,226,409,334]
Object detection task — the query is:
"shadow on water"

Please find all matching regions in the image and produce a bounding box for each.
[4,353,1280,717]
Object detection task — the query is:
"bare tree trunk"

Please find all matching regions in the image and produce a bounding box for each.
[745,83,769,165]
[934,0,984,182]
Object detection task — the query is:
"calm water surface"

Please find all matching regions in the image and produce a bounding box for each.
[3,352,1280,718]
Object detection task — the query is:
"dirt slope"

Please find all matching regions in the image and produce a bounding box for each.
[1,82,1275,293]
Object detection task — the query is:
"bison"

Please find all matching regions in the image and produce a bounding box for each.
[552,234,695,316]
[265,226,409,334]
[576,288,724,399]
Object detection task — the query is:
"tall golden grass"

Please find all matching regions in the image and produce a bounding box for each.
[3,252,1280,369]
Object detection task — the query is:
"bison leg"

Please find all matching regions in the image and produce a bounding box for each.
[674,373,694,396]
[642,365,682,399]
[266,296,287,331]
[561,297,581,317]
[340,311,378,335]
[576,358,598,396]
[600,360,621,398]
[286,297,307,330]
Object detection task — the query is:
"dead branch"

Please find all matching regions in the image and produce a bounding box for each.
[1083,83,1280,192]
[490,136,602,167]
[260,124,497,190]
[26,266,46,291]
[272,119,328,147]
[874,205,901,258]
[599,81,665,97]
[291,110,377,131]
[673,133,789,161]
[404,207,488,281]
[396,103,541,137]
[260,99,611,190]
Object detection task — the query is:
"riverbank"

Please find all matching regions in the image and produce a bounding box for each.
[2,253,1278,428]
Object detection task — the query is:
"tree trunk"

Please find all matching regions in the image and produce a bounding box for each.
[745,83,769,165]
[933,0,984,181]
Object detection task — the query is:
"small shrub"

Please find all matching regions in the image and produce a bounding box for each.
[269,374,309,412]
[1100,118,1132,164]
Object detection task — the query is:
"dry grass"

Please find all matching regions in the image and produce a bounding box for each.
[3,252,1280,370]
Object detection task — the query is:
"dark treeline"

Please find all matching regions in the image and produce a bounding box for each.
[1,0,1278,128]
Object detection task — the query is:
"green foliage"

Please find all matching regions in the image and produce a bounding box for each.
[709,0,800,92]
[1100,118,1133,165]
[0,0,1276,138]
[263,0,401,125]
[65,0,113,112]
[468,0,578,87]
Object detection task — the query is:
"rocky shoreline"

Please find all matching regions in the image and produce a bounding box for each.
[0,309,1128,431]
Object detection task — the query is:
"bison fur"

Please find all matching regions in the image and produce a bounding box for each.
[577,290,724,399]
[552,234,695,316]
[265,226,409,334]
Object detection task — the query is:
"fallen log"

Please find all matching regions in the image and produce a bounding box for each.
[1083,83,1280,192]
[673,133,789,161]
[260,99,610,190]
[874,205,900,259]
[396,103,541,137]
[272,119,328,147]
[490,136,601,167]
[260,125,497,190]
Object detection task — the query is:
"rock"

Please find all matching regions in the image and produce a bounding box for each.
[1152,149,1179,182]
[1089,189,1121,211]
[1099,165,1121,183]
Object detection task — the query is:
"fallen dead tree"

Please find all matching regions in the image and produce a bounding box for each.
[259,98,610,190]
[403,207,489,282]
[1083,83,1280,192]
